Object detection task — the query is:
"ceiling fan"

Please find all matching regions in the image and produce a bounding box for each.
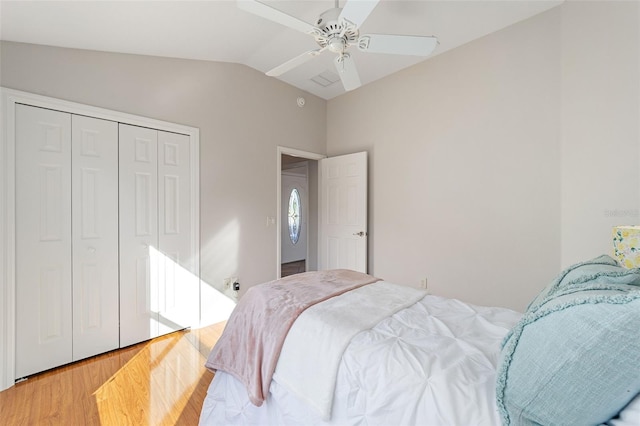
[238,0,438,91]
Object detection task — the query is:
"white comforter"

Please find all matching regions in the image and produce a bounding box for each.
[275,281,427,419]
[200,291,521,426]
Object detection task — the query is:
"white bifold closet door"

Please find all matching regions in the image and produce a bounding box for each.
[15,105,119,378]
[71,115,119,361]
[119,124,197,347]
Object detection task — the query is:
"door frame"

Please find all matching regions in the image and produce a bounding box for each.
[0,87,200,392]
[276,146,325,278]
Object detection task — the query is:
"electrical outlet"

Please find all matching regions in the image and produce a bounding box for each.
[222,277,240,291]
[223,276,238,290]
[420,278,428,290]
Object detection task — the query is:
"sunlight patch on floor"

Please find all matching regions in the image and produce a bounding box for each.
[94,331,212,425]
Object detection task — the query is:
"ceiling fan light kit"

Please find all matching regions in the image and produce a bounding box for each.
[238,0,438,92]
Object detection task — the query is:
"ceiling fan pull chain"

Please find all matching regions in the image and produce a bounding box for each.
[337,54,344,72]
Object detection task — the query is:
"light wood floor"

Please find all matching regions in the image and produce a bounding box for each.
[0,322,226,425]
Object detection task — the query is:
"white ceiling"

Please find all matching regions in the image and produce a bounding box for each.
[0,0,563,99]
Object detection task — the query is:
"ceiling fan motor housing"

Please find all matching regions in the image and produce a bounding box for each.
[314,8,358,53]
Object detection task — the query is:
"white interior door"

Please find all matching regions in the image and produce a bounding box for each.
[119,124,159,347]
[319,152,368,272]
[71,115,119,361]
[281,172,308,264]
[157,130,198,336]
[15,105,73,378]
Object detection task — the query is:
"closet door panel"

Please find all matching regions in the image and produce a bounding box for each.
[71,115,119,360]
[157,131,197,336]
[119,124,159,347]
[15,105,72,378]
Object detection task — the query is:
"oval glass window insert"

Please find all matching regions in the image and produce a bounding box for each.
[288,188,301,244]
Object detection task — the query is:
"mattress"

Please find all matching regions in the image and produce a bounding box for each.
[199,292,521,425]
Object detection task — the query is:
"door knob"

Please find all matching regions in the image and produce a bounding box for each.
[87,247,96,253]
[353,231,367,237]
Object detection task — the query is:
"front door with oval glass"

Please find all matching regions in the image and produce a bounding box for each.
[281,170,308,269]
[288,188,302,244]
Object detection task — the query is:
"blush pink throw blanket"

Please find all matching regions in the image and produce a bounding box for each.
[204,269,380,406]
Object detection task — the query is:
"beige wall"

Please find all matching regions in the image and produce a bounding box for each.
[560,1,640,267]
[328,2,639,311]
[0,41,327,310]
[2,1,637,314]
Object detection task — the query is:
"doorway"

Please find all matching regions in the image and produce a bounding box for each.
[277,147,325,278]
[276,147,368,277]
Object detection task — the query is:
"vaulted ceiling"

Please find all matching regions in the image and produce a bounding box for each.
[0,0,563,99]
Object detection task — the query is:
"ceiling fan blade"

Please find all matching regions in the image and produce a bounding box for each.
[266,48,325,76]
[334,54,361,92]
[237,0,317,34]
[338,0,380,28]
[358,34,439,56]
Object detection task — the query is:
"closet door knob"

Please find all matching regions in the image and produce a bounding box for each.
[88,247,96,254]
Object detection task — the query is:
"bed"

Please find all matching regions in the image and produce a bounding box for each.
[200,260,640,425]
